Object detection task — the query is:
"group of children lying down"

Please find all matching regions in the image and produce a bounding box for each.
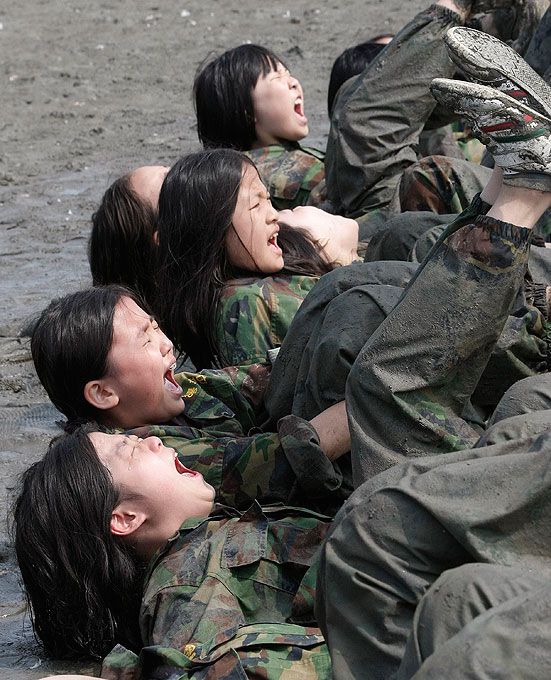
[15,0,551,678]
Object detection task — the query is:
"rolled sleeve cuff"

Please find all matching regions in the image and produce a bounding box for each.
[277,414,343,497]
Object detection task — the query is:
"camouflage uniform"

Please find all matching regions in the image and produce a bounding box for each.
[101,503,332,679]
[119,417,348,515]
[245,143,325,211]
[172,368,266,435]
[397,155,491,215]
[398,564,551,679]
[325,4,482,218]
[217,274,318,367]
[265,198,549,430]
[316,214,551,679]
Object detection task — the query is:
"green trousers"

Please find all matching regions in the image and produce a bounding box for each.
[316,214,551,679]
[398,564,551,679]
[326,4,470,217]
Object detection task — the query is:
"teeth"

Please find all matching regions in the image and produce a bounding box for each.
[169,362,176,371]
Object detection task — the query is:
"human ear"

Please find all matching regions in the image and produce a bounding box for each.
[84,379,120,411]
[110,504,147,537]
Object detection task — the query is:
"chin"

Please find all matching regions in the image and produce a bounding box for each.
[266,259,284,274]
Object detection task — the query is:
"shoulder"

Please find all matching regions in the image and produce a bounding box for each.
[245,144,325,207]
[222,274,318,304]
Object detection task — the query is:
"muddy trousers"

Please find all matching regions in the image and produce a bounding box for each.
[263,260,417,429]
[316,431,551,680]
[397,563,551,679]
[316,215,551,679]
[266,204,547,430]
[326,4,479,217]
[346,213,540,483]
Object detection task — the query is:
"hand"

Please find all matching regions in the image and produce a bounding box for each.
[278,207,359,266]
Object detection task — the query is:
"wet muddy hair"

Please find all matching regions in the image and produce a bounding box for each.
[194,44,285,150]
[89,174,158,307]
[156,149,333,369]
[31,285,142,425]
[327,40,387,117]
[13,427,142,658]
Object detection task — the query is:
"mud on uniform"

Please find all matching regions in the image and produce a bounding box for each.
[325,4,491,219]
[101,502,332,679]
[397,563,551,679]
[316,214,551,679]
[265,197,549,430]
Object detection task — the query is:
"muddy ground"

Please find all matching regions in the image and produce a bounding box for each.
[0,0,426,676]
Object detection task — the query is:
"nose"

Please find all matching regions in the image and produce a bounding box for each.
[267,202,278,223]
[145,436,163,452]
[159,329,173,356]
[289,75,299,89]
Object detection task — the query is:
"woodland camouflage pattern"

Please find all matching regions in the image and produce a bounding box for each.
[101,503,332,679]
[397,153,491,214]
[245,143,325,210]
[119,415,347,514]
[171,369,261,435]
[217,274,318,367]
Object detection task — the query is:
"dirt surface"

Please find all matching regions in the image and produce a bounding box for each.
[0,0,426,676]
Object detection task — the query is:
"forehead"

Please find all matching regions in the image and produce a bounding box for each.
[89,431,123,464]
[255,61,288,86]
[240,165,265,193]
[112,297,149,337]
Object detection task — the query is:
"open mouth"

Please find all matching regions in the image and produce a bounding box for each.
[294,98,306,121]
[174,452,198,476]
[268,232,283,255]
[164,362,183,396]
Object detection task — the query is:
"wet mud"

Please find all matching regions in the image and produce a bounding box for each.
[0,0,425,675]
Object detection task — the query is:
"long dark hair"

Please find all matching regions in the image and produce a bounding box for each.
[89,174,158,307]
[13,428,143,658]
[194,44,285,150]
[156,149,333,369]
[31,286,141,424]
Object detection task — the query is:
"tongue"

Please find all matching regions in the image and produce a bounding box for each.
[164,374,183,396]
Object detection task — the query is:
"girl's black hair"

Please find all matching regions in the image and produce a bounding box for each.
[31,285,143,424]
[194,44,285,150]
[89,174,158,307]
[327,40,387,117]
[156,149,334,369]
[13,428,143,658]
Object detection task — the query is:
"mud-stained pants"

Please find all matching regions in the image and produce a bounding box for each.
[316,215,551,680]
[398,564,551,680]
[326,4,474,217]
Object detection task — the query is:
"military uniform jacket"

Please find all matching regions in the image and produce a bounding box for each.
[101,503,332,679]
[245,143,325,210]
[122,415,347,515]
[217,274,319,367]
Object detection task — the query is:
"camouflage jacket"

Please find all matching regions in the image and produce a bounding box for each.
[101,503,332,679]
[217,274,319,367]
[171,367,270,435]
[120,416,347,513]
[245,142,325,210]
